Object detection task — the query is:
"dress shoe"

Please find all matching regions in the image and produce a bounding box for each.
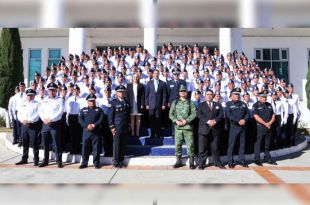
[12,140,18,145]
[189,157,195,169]
[79,164,88,169]
[15,160,28,165]
[34,161,39,166]
[228,162,235,168]
[254,160,263,166]
[57,163,64,168]
[198,165,205,170]
[118,162,127,168]
[38,162,48,167]
[18,142,22,147]
[215,163,225,169]
[94,164,101,169]
[240,161,249,168]
[265,159,277,165]
[112,163,119,168]
[189,164,195,169]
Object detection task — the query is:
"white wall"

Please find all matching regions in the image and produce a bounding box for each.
[243,36,310,101]
[21,37,69,85]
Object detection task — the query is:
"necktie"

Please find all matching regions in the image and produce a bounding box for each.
[176,80,179,88]
[20,93,23,98]
[208,102,212,110]
[75,97,77,102]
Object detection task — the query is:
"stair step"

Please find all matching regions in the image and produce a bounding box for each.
[139,128,172,137]
[127,136,180,146]
[125,145,187,156]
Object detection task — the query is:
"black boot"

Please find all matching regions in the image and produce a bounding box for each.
[189,157,195,169]
[173,157,182,168]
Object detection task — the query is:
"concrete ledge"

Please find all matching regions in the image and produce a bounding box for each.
[0,132,308,166]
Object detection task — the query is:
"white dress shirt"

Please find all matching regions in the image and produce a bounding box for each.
[39,96,64,122]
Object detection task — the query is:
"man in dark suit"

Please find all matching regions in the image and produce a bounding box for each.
[197,89,225,169]
[167,68,187,135]
[145,69,167,138]
[125,74,145,137]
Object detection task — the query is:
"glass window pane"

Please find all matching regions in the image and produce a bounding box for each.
[272,62,281,75]
[281,62,289,82]
[48,60,60,66]
[272,49,280,60]
[29,59,41,80]
[281,49,288,60]
[30,50,41,58]
[49,49,61,58]
[255,50,261,59]
[257,61,271,69]
[263,49,270,60]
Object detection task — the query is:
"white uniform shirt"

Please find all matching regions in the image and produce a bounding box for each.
[39,96,64,122]
[17,100,40,123]
[14,92,27,118]
[65,96,83,115]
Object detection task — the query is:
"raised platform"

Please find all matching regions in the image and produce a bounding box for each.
[0,132,308,166]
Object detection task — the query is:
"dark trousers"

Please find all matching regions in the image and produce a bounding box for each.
[292,121,298,146]
[286,114,294,147]
[81,134,102,166]
[198,130,220,166]
[227,125,246,162]
[60,113,69,152]
[41,120,62,163]
[274,115,282,148]
[254,124,272,161]
[102,118,113,156]
[16,120,22,144]
[12,118,19,142]
[21,122,40,162]
[245,118,256,154]
[68,114,82,154]
[113,130,127,164]
[149,108,162,138]
[192,118,199,156]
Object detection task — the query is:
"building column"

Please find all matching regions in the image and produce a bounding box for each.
[69,28,86,56]
[239,0,271,28]
[219,28,242,56]
[40,0,64,27]
[140,0,157,57]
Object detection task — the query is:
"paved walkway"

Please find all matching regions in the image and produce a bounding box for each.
[0,139,310,204]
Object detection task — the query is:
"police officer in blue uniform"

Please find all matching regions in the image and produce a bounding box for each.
[78,94,104,169]
[38,82,64,168]
[253,90,277,166]
[225,88,250,168]
[108,85,131,168]
[15,89,41,166]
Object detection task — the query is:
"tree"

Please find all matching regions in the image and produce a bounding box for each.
[306,60,310,109]
[0,28,24,108]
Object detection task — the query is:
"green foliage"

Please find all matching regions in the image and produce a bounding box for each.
[0,28,24,108]
[0,116,5,127]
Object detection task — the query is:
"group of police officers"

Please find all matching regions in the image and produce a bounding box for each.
[8,42,300,169]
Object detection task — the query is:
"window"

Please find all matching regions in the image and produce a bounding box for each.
[255,48,289,81]
[48,49,61,66]
[28,49,41,82]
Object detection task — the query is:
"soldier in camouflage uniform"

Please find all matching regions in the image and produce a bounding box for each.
[169,85,197,169]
